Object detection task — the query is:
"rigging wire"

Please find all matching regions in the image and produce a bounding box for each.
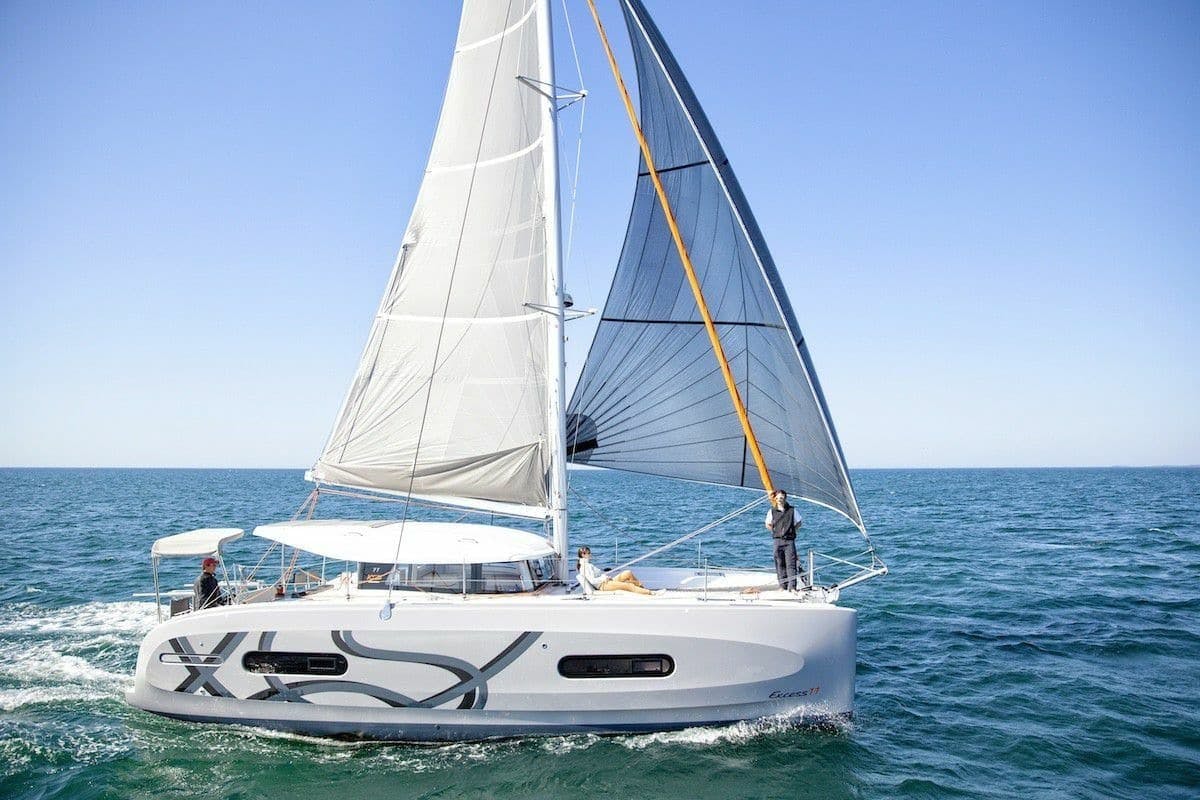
[567,483,635,544]
[381,0,523,615]
[608,493,767,574]
[559,0,586,91]
[557,0,588,279]
[554,0,591,498]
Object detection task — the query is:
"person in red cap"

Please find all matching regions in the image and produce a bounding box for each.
[193,556,227,610]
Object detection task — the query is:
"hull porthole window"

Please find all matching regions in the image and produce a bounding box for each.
[242,651,349,676]
[557,655,674,678]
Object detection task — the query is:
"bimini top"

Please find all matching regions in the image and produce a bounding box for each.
[152,528,244,558]
[253,520,555,564]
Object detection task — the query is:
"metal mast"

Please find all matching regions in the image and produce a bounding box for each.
[537,0,570,578]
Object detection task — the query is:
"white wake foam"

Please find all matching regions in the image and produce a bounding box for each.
[0,643,128,686]
[0,686,113,712]
[0,600,157,637]
[616,713,850,749]
[0,600,150,713]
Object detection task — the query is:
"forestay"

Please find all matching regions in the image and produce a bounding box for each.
[311,0,555,512]
[568,0,864,531]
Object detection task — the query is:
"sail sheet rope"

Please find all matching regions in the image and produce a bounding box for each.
[573,490,769,577]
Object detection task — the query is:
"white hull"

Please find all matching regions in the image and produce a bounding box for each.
[127,589,856,741]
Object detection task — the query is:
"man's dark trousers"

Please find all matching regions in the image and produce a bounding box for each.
[774,538,798,590]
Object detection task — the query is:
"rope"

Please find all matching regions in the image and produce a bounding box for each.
[234,541,279,602]
[558,0,590,500]
[383,0,521,610]
[609,494,768,573]
[557,0,588,281]
[235,489,319,602]
[559,0,586,91]
[569,484,636,544]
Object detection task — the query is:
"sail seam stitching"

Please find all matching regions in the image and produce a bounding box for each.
[635,157,714,177]
[600,317,784,329]
[377,311,543,324]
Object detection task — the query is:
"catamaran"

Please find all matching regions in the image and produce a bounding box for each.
[127,0,886,740]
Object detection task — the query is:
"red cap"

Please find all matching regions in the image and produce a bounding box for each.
[202,557,219,568]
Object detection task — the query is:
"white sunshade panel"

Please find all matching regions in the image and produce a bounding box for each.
[312,0,552,509]
[567,0,864,531]
[151,528,244,558]
[253,520,555,565]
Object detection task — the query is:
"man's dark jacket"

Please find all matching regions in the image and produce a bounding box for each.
[769,503,799,540]
[193,571,225,609]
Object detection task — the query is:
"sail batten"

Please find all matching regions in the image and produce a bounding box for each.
[601,317,786,330]
[568,0,865,531]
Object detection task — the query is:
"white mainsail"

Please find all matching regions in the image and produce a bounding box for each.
[312,0,560,515]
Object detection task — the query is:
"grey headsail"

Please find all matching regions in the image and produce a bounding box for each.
[567,0,864,531]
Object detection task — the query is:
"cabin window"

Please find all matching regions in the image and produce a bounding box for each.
[358,562,407,590]
[242,651,348,676]
[357,561,537,594]
[557,655,675,679]
[530,555,558,585]
[411,563,468,592]
[476,562,531,593]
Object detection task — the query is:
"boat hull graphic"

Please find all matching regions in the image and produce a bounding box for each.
[127,596,855,740]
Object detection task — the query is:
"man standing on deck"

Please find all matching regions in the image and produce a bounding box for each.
[765,490,804,590]
[193,557,227,610]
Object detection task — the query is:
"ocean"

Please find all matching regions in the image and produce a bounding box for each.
[1,467,1196,799]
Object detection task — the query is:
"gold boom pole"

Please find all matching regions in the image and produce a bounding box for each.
[584,0,775,495]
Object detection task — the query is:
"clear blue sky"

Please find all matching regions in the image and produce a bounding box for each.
[1,1,1196,469]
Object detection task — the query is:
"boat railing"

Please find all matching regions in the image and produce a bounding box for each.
[633,545,887,594]
[805,548,889,591]
[587,493,886,594]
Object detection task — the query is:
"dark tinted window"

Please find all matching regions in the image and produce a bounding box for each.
[358,562,406,590]
[558,655,674,678]
[242,651,348,675]
[358,562,535,594]
[530,556,558,586]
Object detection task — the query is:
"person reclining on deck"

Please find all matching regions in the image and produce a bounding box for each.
[193,556,228,609]
[576,546,653,596]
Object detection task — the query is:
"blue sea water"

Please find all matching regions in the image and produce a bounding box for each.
[0,467,1197,799]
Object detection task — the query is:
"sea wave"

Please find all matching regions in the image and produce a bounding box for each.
[1,467,1198,799]
[0,600,157,637]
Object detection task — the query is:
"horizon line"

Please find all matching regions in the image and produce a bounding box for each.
[1,463,1196,471]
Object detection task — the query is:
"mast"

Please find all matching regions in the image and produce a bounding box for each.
[537,0,570,578]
